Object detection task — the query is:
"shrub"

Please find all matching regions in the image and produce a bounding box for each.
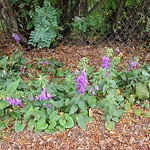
[28,1,62,49]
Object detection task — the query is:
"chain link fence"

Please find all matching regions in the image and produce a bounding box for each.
[62,3,150,50]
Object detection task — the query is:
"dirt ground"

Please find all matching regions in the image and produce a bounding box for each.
[0,31,150,150]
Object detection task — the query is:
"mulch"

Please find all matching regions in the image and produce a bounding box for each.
[0,34,150,150]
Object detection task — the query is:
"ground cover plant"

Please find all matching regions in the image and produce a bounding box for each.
[0,45,149,134]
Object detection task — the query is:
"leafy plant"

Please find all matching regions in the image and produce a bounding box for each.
[28,1,62,48]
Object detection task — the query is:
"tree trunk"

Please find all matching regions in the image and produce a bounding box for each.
[112,0,126,30]
[0,0,28,45]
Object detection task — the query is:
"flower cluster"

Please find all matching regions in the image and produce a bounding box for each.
[6,97,22,106]
[29,88,52,101]
[2,70,7,76]
[126,59,138,72]
[75,70,88,94]
[90,85,99,95]
[101,56,110,76]
[39,60,49,65]
[12,33,20,44]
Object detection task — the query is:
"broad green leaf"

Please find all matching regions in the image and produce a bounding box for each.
[105,121,115,131]
[45,129,54,134]
[113,109,124,117]
[142,70,150,77]
[36,118,48,130]
[144,111,150,118]
[10,111,21,120]
[28,119,36,131]
[53,100,64,108]
[59,118,66,126]
[49,119,56,129]
[55,69,64,77]
[0,122,7,131]
[136,83,149,100]
[87,96,96,108]
[69,104,78,115]
[78,101,86,110]
[77,114,87,130]
[6,79,21,94]
[56,125,65,132]
[0,110,4,116]
[0,100,9,110]
[14,121,25,133]
[0,56,8,69]
[64,114,74,128]
[134,109,141,117]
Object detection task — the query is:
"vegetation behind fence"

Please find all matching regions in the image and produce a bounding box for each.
[0,0,149,49]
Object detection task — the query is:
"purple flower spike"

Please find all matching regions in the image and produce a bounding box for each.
[94,85,99,91]
[126,59,138,72]
[12,33,20,44]
[101,56,110,76]
[75,70,88,94]
[6,97,22,106]
[36,88,52,101]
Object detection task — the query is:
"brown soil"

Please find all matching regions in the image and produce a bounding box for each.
[0,32,150,150]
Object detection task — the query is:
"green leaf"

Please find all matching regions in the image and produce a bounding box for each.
[0,122,7,131]
[49,119,56,129]
[0,110,4,116]
[142,70,150,77]
[14,121,25,133]
[0,56,8,69]
[36,118,48,130]
[77,114,87,130]
[56,125,65,132]
[53,100,64,108]
[113,109,124,117]
[87,96,96,108]
[78,101,86,110]
[28,119,36,131]
[134,109,142,117]
[144,111,150,118]
[0,100,9,110]
[55,69,64,77]
[6,79,20,94]
[64,114,74,128]
[136,83,149,100]
[105,121,115,131]
[10,111,21,120]
[59,118,66,126]
[69,104,78,115]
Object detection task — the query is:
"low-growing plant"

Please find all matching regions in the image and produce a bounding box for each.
[0,47,149,133]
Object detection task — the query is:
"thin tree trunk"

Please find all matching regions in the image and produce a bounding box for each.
[112,0,126,30]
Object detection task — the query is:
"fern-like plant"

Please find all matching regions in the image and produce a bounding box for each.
[28,1,62,49]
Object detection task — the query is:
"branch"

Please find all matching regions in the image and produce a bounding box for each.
[84,0,105,17]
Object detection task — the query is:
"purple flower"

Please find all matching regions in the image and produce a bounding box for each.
[6,97,22,106]
[12,33,20,44]
[39,60,49,65]
[89,85,99,95]
[20,65,25,74]
[101,56,110,76]
[115,48,120,53]
[126,59,138,72]
[36,88,52,100]
[75,70,88,94]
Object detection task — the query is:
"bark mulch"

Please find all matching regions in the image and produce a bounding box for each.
[0,40,150,150]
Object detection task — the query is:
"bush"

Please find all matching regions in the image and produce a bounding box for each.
[28,1,62,49]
